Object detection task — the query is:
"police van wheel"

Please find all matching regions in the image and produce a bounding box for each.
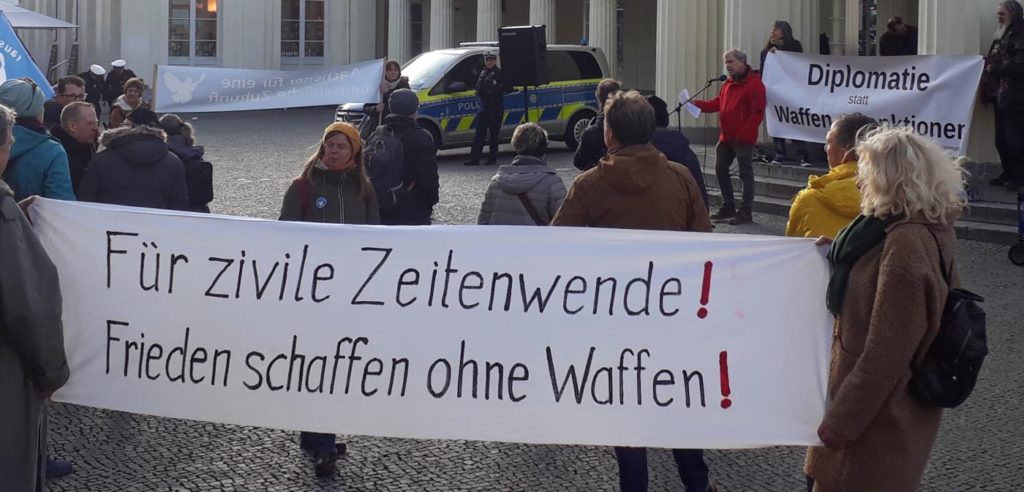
[420,120,442,150]
[564,110,596,151]
[1010,243,1024,266]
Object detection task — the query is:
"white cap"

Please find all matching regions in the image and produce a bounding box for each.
[90,64,106,76]
[111,59,126,67]
[484,51,497,59]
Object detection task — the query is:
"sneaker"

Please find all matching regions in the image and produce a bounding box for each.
[46,458,73,479]
[462,160,480,167]
[711,204,736,221]
[313,451,339,477]
[799,157,813,167]
[727,209,753,225]
[769,158,784,165]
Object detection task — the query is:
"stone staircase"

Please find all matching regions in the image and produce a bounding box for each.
[694,153,1019,244]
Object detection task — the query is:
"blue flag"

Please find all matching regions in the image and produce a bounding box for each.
[0,12,54,98]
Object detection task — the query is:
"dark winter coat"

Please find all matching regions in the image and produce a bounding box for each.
[475,66,505,110]
[0,180,69,492]
[552,143,712,233]
[650,128,709,208]
[380,77,411,120]
[43,99,63,131]
[51,126,97,193]
[805,218,955,491]
[77,71,106,113]
[477,154,567,225]
[760,37,803,72]
[166,134,213,213]
[279,166,380,225]
[4,123,75,201]
[103,67,136,105]
[692,69,767,145]
[573,114,606,171]
[986,20,1024,111]
[878,26,918,56]
[78,125,188,210]
[382,114,439,225]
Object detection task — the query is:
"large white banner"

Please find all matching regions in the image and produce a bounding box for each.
[763,52,984,154]
[153,59,384,113]
[33,199,832,449]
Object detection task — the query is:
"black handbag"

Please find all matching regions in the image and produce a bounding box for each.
[909,231,988,408]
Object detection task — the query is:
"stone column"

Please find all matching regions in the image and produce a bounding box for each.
[349,0,378,61]
[476,0,502,41]
[388,0,411,62]
[588,0,617,77]
[529,0,556,43]
[656,0,723,128]
[430,0,455,50]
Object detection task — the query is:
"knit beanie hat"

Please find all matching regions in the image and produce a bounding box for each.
[388,88,419,116]
[322,122,362,155]
[0,78,45,119]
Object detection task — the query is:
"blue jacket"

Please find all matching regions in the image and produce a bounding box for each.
[4,124,76,201]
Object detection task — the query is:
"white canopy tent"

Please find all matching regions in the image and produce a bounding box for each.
[0,1,76,29]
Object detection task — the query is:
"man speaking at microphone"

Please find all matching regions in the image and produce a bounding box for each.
[692,49,766,225]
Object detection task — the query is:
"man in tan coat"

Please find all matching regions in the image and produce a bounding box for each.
[552,90,714,492]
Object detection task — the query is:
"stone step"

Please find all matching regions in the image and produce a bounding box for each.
[967,183,1020,204]
[703,171,1019,227]
[705,187,1020,245]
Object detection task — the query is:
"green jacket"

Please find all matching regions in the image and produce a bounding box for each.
[279,166,380,225]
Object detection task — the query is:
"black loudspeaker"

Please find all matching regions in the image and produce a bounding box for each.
[498,25,549,87]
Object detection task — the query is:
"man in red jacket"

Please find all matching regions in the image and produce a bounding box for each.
[693,49,766,225]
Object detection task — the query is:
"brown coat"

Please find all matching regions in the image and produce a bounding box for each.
[805,218,956,491]
[551,143,712,232]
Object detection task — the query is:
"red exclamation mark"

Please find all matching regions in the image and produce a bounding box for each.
[697,261,713,319]
[719,350,732,409]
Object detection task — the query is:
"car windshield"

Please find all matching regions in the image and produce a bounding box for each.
[401,51,460,90]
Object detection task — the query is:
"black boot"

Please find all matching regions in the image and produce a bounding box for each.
[313,450,339,477]
[728,208,753,225]
[711,203,736,221]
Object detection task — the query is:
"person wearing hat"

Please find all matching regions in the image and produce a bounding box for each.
[0,78,75,201]
[77,107,188,210]
[103,59,137,112]
[463,51,506,167]
[379,88,439,225]
[76,64,107,118]
[109,78,149,129]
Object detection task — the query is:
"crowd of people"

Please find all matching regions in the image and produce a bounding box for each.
[3,1,1020,489]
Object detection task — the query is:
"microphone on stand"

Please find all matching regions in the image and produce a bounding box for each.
[707,74,728,83]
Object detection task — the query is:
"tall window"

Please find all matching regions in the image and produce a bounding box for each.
[281,0,325,65]
[410,2,424,58]
[169,0,218,65]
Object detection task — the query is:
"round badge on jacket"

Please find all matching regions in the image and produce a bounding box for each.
[315,196,327,209]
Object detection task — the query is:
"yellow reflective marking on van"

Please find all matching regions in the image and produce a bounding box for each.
[457,115,475,131]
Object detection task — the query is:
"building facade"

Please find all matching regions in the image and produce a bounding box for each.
[16,0,1002,160]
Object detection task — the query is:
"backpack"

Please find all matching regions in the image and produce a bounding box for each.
[364,125,407,216]
[909,230,988,408]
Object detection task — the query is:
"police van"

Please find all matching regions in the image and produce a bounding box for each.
[335,43,609,150]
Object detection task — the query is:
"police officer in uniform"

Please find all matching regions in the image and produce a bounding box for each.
[464,52,505,166]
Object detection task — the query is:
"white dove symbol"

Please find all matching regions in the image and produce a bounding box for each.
[164,72,206,104]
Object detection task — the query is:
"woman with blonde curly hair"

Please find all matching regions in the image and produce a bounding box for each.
[805,126,966,491]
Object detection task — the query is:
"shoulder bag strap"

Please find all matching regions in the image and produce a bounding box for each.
[516,193,547,226]
[926,228,953,286]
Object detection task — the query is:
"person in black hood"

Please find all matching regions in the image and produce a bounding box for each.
[646,95,709,209]
[77,108,188,210]
[381,89,439,225]
[160,113,213,213]
[573,78,621,171]
[50,102,99,193]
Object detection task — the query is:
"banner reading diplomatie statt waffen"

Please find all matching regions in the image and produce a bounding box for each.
[153,59,384,113]
[33,199,832,450]
[763,52,983,154]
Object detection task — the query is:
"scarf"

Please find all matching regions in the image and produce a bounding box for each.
[825,214,902,316]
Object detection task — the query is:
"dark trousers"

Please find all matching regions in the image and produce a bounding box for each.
[614,447,709,492]
[300,432,336,455]
[995,106,1024,181]
[773,137,808,161]
[469,107,503,162]
[715,141,755,210]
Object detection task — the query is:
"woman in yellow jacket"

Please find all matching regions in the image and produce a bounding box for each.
[786,113,878,238]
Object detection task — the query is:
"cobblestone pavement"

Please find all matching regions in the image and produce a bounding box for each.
[47,108,1024,491]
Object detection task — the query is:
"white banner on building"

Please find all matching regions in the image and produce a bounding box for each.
[33,199,832,449]
[153,59,384,113]
[763,52,984,154]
